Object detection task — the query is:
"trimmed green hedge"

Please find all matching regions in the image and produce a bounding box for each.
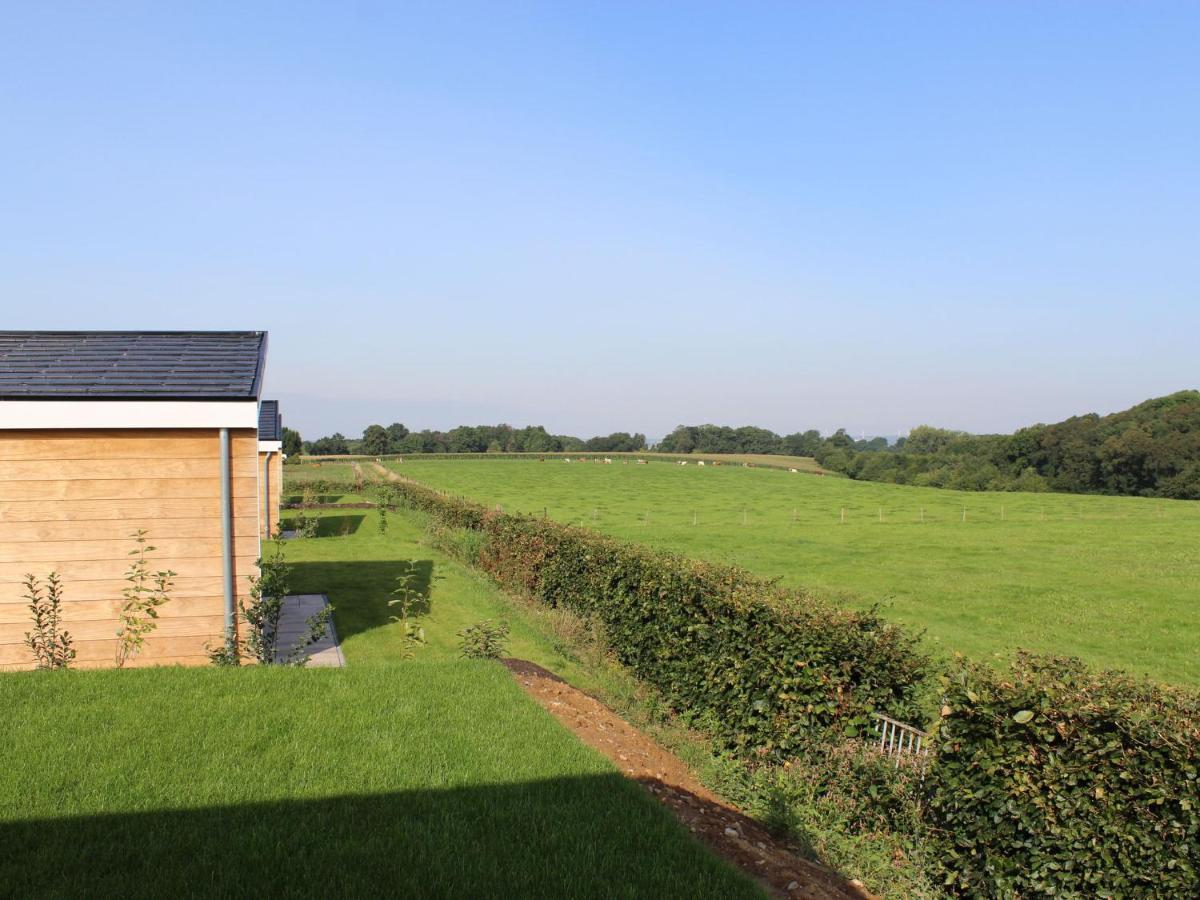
[382,474,1200,894]
[390,476,926,751]
[927,654,1200,896]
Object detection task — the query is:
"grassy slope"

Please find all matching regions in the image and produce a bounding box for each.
[0,665,758,899]
[284,509,590,680]
[388,459,1200,686]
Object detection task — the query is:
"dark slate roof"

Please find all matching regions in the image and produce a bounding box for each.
[258,400,282,441]
[0,331,267,400]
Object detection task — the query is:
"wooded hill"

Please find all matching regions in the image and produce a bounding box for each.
[817,390,1200,498]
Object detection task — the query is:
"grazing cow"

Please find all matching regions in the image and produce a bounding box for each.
[564,458,571,463]
[604,458,612,464]
[697,460,705,467]
[789,468,798,473]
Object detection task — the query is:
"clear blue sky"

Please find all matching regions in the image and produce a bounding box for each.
[2,3,1197,441]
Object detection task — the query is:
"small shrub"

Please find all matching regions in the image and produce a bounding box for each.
[388,561,427,659]
[459,620,510,659]
[115,530,175,668]
[23,572,74,670]
[207,543,332,667]
[376,487,392,535]
[293,513,319,539]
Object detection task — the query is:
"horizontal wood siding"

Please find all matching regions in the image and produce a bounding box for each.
[0,428,260,669]
[258,451,283,537]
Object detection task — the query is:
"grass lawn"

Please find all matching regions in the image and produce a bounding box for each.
[281,508,592,680]
[0,665,760,898]
[385,459,1200,686]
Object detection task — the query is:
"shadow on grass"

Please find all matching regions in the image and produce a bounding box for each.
[314,515,366,538]
[290,559,435,643]
[0,775,760,899]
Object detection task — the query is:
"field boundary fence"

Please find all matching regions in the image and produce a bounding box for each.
[872,713,931,769]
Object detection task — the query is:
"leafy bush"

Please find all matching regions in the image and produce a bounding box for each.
[208,544,332,667]
[115,530,175,668]
[926,653,1200,896]
[459,620,510,659]
[388,561,427,659]
[23,572,74,670]
[383,478,928,753]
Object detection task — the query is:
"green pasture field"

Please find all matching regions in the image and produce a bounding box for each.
[385,458,1200,686]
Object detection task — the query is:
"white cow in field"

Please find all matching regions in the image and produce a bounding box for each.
[604,457,612,464]
[564,458,571,463]
[637,459,647,465]
[790,468,798,473]
[697,460,705,467]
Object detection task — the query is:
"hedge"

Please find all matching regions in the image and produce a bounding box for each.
[389,476,927,751]
[927,653,1200,896]
[375,474,1200,894]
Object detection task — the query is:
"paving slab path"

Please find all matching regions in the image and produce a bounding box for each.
[277,594,345,667]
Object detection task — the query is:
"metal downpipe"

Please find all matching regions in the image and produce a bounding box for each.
[220,427,235,633]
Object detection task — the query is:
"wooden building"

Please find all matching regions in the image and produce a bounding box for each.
[258,399,284,538]
[0,331,277,669]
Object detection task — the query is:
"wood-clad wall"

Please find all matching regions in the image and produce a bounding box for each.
[258,450,283,538]
[0,429,260,669]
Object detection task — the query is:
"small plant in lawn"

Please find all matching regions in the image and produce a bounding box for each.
[376,486,393,534]
[388,561,427,659]
[294,512,319,539]
[115,530,176,668]
[23,571,74,670]
[458,619,510,659]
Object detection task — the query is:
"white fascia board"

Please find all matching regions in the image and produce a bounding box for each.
[0,400,260,430]
[258,440,283,452]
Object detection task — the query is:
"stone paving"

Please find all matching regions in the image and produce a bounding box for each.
[277,593,345,667]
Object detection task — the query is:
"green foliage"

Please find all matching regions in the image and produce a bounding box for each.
[459,619,510,659]
[381,478,928,752]
[281,426,303,458]
[389,561,427,659]
[926,653,1200,896]
[821,391,1200,498]
[115,530,175,668]
[23,572,74,670]
[208,544,332,667]
[375,486,393,534]
[361,423,390,456]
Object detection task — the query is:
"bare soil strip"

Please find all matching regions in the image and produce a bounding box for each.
[503,659,874,900]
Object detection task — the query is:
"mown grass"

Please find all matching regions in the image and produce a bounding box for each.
[386,459,1200,686]
[283,508,590,679]
[0,665,760,899]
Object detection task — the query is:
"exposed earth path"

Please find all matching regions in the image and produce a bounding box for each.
[503,659,875,900]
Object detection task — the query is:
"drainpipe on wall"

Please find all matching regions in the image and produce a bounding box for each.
[262,450,273,539]
[220,427,235,634]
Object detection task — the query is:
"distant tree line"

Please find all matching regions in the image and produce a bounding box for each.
[298,423,647,457]
[813,391,1200,499]
[655,392,1200,498]
[288,390,1200,498]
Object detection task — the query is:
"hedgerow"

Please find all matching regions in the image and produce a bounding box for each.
[389,477,927,751]
[382,474,1200,895]
[927,653,1200,896]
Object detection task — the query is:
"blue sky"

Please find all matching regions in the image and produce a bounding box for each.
[2,3,1197,440]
